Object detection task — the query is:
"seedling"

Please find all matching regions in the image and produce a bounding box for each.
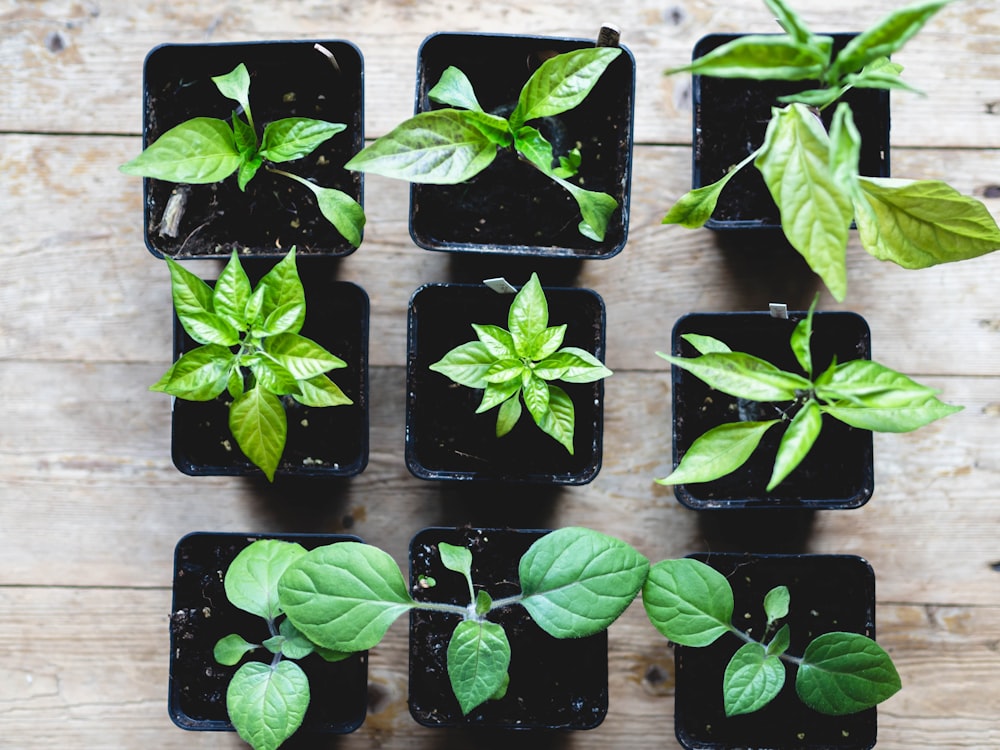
[345,47,622,242]
[662,0,1000,301]
[151,248,352,481]
[642,557,901,716]
[276,527,649,716]
[213,540,350,750]
[656,297,960,490]
[428,273,612,454]
[120,62,365,247]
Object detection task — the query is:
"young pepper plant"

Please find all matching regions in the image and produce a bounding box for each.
[345,47,621,242]
[642,557,901,717]
[662,0,1000,301]
[656,297,960,490]
[120,62,365,247]
[150,248,352,481]
[428,273,612,454]
[275,527,649,716]
[212,540,350,750]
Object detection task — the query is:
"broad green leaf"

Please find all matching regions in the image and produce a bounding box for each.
[657,420,780,486]
[277,170,366,248]
[258,302,307,338]
[225,539,308,621]
[535,347,612,383]
[255,251,306,332]
[724,641,786,717]
[484,359,525,384]
[472,324,517,360]
[179,311,241,347]
[164,257,215,330]
[227,660,308,750]
[260,118,345,163]
[508,273,548,357]
[428,66,484,112]
[756,104,853,302]
[519,527,649,638]
[659,350,811,401]
[823,390,961,432]
[550,175,618,242]
[214,633,257,666]
[214,251,252,332]
[291,373,352,408]
[669,35,829,80]
[250,357,301,397]
[150,344,233,401]
[642,557,734,647]
[532,325,567,361]
[344,109,497,183]
[212,64,253,129]
[230,385,287,481]
[522,373,551,425]
[438,542,473,581]
[262,635,284,654]
[278,541,414,652]
[510,47,621,128]
[447,620,511,715]
[476,378,522,414]
[496,394,522,437]
[763,586,791,623]
[682,333,732,355]
[662,171,741,228]
[429,341,496,388]
[513,125,558,174]
[536,383,576,454]
[263,333,345,380]
[853,177,1000,269]
[277,618,316,660]
[768,399,822,490]
[119,117,241,183]
[796,631,902,715]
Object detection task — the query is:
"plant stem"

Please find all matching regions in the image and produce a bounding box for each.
[729,625,804,665]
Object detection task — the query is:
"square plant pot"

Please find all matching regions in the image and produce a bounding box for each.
[670,310,873,509]
[169,270,369,479]
[673,552,879,750]
[140,40,364,259]
[405,281,607,483]
[408,526,609,729]
[691,33,890,230]
[409,32,635,258]
[169,531,368,735]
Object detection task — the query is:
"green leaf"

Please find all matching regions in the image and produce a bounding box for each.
[277,618,316,660]
[642,557,734,647]
[682,333,732,355]
[756,104,853,301]
[763,586,791,623]
[164,257,231,344]
[536,346,612,383]
[212,63,253,130]
[763,0,816,45]
[768,399,823,490]
[484,359,525,385]
[476,377,522,415]
[277,171,366,249]
[291,373,353,408]
[237,155,263,192]
[278,541,415,652]
[428,66,484,112]
[472,324,517,360]
[556,147,582,178]
[536,383,575,453]
[519,527,650,638]
[260,118,345,163]
[843,57,924,95]
[227,660,308,750]
[670,35,829,80]
[662,170,743,228]
[232,114,258,158]
[513,125,559,174]
[828,103,862,209]
[257,302,306,338]
[496,394,522,437]
[789,306,815,377]
[214,251,253,331]
[522,373,551,424]
[150,344,234,401]
[250,357,301,397]
[659,350,811,401]
[263,333,346,381]
[429,341,496,388]
[550,176,618,242]
[796,631,902,715]
[854,177,1000,269]
[214,633,257,666]
[254,251,306,331]
[438,542,473,581]
[508,273,548,357]
[225,539,308,621]
[119,117,241,183]
[768,623,791,657]
[510,47,621,129]
[230,385,287,481]
[724,641,786,717]
[475,590,492,617]
[656,420,780,486]
[344,109,498,184]
[447,620,511,715]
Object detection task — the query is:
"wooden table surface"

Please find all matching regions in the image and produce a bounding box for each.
[2,0,999,747]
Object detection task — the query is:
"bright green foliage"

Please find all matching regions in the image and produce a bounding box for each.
[662,0,1000,301]
[428,273,612,454]
[120,62,365,246]
[642,557,901,717]
[346,48,622,241]
[656,296,960,490]
[150,248,352,481]
[276,527,646,716]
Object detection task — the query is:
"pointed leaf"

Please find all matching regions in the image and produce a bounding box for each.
[150,345,233,401]
[428,66,484,112]
[496,394,522,437]
[768,623,791,657]
[476,378,522,414]
[447,620,511,715]
[790,297,819,377]
[796,632,902,715]
[510,47,621,128]
[682,333,732,355]
[484,359,525,385]
[472,324,517,360]
[230,385,287,481]
[768,399,822,490]
[277,619,316,660]
[438,542,473,580]
[227,660,308,750]
[263,333,346,380]
[224,539,308,621]
[659,350,811,401]
[212,63,252,126]
[280,172,366,248]
[531,325,567,361]
[260,118,345,163]
[119,117,241,183]
[536,383,575,453]
[551,176,619,242]
[291,373,352,408]
[508,273,548,356]
[255,251,306,331]
[429,341,496,388]
[763,0,816,45]
[657,420,780,486]
[642,557,734,646]
[538,346,612,383]
[724,641,786,716]
[670,35,829,80]
[214,251,252,331]
[522,373,551,424]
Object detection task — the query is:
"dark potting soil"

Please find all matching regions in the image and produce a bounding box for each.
[692,34,890,228]
[410,33,634,257]
[671,311,873,509]
[168,532,367,733]
[171,269,368,478]
[141,41,364,258]
[674,553,878,750]
[408,527,608,729]
[406,283,606,483]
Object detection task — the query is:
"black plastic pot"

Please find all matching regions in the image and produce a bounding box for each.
[691,33,890,230]
[670,310,873,509]
[673,552,879,750]
[409,32,635,258]
[405,281,607,483]
[168,531,368,736]
[408,527,608,729]
[140,40,364,259]
[169,267,369,479]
